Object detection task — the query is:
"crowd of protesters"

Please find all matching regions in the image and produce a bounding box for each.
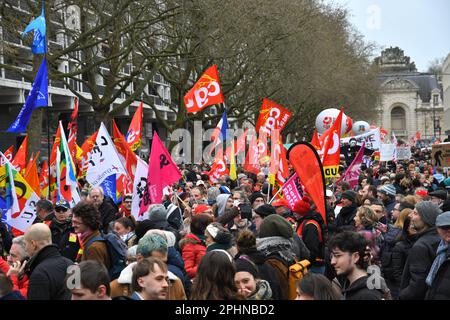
[1,146,450,301]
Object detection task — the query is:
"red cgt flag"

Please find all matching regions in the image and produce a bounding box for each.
[319,108,343,178]
[184,65,224,113]
[126,102,143,151]
[255,98,292,136]
[12,136,28,172]
[209,148,229,184]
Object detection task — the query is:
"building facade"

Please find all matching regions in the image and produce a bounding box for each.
[0,1,176,157]
[443,53,450,140]
[375,47,446,143]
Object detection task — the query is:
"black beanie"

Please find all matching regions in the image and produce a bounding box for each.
[254,204,276,218]
[249,192,265,205]
[341,190,357,203]
[235,257,259,279]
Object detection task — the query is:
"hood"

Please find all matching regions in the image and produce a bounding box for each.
[342,275,369,295]
[216,194,231,216]
[117,261,179,284]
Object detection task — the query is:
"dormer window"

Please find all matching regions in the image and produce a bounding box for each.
[433,94,439,106]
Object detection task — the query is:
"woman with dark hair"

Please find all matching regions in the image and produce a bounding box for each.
[114,217,136,248]
[179,214,213,279]
[190,250,243,300]
[296,273,342,300]
[234,255,272,300]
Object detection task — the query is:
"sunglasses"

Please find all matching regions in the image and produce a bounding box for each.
[55,208,68,212]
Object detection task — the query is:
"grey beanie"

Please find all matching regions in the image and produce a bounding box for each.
[148,204,167,223]
[415,201,442,227]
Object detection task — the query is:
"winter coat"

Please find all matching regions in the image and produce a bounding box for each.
[292,233,310,261]
[425,246,450,300]
[26,244,73,300]
[0,291,26,300]
[109,262,186,300]
[399,228,440,300]
[58,226,81,262]
[380,225,402,280]
[247,280,272,300]
[257,236,297,300]
[336,275,384,300]
[235,249,283,300]
[296,212,325,266]
[98,199,118,233]
[167,246,191,295]
[335,203,358,229]
[80,230,111,269]
[0,222,12,256]
[179,233,206,279]
[0,257,29,298]
[48,218,72,247]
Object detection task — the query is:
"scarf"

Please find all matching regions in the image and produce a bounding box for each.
[426,240,449,286]
[248,280,272,300]
[256,236,296,265]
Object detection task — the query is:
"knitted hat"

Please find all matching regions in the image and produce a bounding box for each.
[254,204,276,218]
[415,201,442,227]
[429,190,447,201]
[249,192,265,205]
[341,190,357,203]
[259,214,293,239]
[194,204,212,215]
[148,204,167,222]
[206,223,232,244]
[380,184,396,197]
[235,256,259,279]
[293,197,311,215]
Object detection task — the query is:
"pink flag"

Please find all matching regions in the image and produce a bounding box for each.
[139,132,182,215]
[337,143,365,189]
[281,173,304,210]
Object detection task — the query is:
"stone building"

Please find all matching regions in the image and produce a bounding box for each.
[375,47,446,142]
[443,53,450,140]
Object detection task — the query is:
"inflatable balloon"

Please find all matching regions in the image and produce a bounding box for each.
[315,108,351,135]
[352,121,370,135]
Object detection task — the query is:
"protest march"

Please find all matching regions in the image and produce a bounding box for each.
[1,0,450,304]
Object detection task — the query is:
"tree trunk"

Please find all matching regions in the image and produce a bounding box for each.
[27,107,44,161]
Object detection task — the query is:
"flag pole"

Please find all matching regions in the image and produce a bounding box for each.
[269,187,282,204]
[46,105,51,200]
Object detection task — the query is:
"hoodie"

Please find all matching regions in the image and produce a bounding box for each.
[216,194,231,217]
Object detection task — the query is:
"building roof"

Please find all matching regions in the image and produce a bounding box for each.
[378,72,441,103]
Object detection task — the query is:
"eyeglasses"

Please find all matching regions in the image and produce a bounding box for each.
[124,200,132,204]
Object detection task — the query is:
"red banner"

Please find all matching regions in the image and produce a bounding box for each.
[319,108,343,178]
[255,98,292,136]
[126,102,143,151]
[281,173,304,210]
[184,65,224,113]
[287,142,327,226]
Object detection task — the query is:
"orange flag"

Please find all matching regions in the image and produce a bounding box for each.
[25,151,40,175]
[12,136,28,172]
[184,65,225,113]
[78,130,98,179]
[126,102,143,151]
[40,160,49,198]
[1,146,14,166]
[310,129,321,150]
[255,98,292,137]
[68,98,79,163]
[112,120,137,180]
[24,155,41,197]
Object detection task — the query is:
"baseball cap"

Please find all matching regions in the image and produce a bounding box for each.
[272,199,290,208]
[436,212,450,228]
[55,199,70,211]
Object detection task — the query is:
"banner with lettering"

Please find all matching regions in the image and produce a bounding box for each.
[281,173,304,210]
[341,128,381,150]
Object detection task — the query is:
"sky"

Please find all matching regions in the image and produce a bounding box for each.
[328,0,450,72]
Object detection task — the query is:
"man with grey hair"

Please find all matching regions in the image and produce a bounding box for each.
[33,199,55,224]
[0,236,29,297]
[24,223,73,300]
[89,187,118,233]
[399,201,442,300]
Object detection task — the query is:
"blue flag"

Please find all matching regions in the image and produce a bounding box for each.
[100,174,117,203]
[0,196,8,223]
[8,57,48,133]
[22,6,46,54]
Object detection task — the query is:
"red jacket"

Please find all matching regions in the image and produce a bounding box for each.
[0,257,29,298]
[179,233,206,279]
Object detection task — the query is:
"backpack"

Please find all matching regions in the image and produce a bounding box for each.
[85,232,128,281]
[288,259,310,300]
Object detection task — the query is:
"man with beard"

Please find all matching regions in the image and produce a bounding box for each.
[130,257,169,300]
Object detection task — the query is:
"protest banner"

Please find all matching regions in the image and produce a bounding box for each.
[380,143,395,162]
[341,128,381,150]
[281,173,304,210]
[396,146,412,160]
[431,143,450,167]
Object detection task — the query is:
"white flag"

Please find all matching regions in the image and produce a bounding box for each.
[86,123,127,188]
[131,157,149,221]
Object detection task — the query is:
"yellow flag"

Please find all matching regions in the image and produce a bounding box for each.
[229,143,237,181]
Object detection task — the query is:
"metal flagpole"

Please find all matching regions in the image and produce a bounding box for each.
[46,106,51,200]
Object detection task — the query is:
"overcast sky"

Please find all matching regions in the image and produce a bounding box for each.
[328,0,450,72]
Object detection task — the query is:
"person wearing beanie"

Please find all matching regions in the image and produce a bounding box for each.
[429,190,448,209]
[293,197,326,273]
[399,201,442,300]
[256,214,297,300]
[272,199,293,220]
[249,192,265,210]
[205,223,237,258]
[335,190,358,229]
[253,204,276,232]
[379,184,397,220]
[425,211,450,300]
[234,256,272,300]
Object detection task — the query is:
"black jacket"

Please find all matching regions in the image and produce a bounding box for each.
[49,219,72,246]
[335,203,358,229]
[27,244,73,300]
[98,198,118,233]
[399,228,440,300]
[338,275,384,300]
[235,249,283,300]
[391,233,417,282]
[425,246,450,300]
[0,222,12,256]
[296,212,325,265]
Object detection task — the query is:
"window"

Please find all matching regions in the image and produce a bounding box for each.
[433,95,439,106]
[391,106,406,131]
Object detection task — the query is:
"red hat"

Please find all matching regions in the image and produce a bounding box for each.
[194,204,212,215]
[272,199,290,208]
[415,189,428,197]
[293,197,311,215]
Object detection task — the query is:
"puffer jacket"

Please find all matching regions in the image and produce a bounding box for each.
[179,233,206,279]
[399,228,440,300]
